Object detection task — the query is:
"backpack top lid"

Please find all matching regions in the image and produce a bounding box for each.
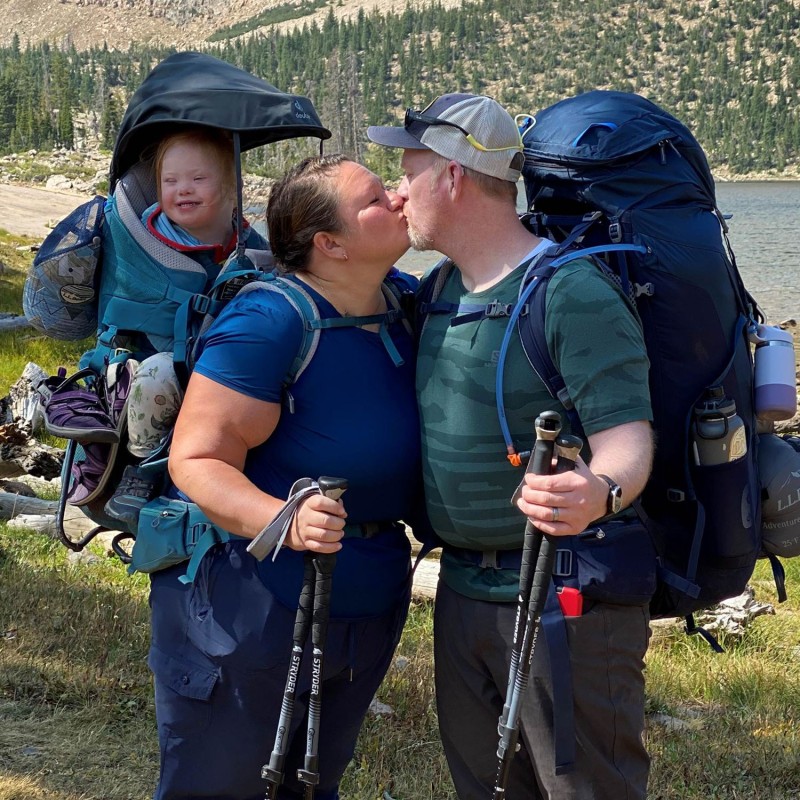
[521,90,717,208]
[110,52,331,189]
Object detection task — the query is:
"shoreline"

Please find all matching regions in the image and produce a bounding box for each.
[1,173,799,243]
[0,182,93,240]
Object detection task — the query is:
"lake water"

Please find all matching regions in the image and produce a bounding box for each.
[395,181,800,324]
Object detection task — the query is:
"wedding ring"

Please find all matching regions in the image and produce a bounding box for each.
[551,506,560,523]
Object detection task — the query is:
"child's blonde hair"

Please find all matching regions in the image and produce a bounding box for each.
[154,127,237,206]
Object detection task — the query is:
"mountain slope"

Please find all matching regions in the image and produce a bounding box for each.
[2,0,452,51]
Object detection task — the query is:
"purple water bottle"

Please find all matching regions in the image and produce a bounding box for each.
[750,324,797,422]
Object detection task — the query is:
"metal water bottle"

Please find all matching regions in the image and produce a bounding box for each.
[750,324,797,422]
[692,386,748,466]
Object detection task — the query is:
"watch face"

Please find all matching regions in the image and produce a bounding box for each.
[599,475,623,514]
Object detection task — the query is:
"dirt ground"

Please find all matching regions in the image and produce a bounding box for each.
[0,183,90,240]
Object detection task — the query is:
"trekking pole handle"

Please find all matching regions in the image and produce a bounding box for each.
[554,434,583,474]
[529,411,561,475]
[317,475,348,502]
[521,411,562,577]
[309,477,346,650]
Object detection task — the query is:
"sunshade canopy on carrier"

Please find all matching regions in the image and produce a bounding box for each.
[110,51,332,188]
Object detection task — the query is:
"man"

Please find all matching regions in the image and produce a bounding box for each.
[368,94,655,800]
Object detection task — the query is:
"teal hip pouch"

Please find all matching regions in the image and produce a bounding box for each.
[128,496,230,584]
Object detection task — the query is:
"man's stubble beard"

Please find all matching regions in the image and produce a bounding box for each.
[408,220,434,252]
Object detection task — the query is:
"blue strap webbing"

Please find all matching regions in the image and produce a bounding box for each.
[541,583,576,775]
[179,526,231,585]
[172,298,193,387]
[308,301,407,366]
[767,554,787,603]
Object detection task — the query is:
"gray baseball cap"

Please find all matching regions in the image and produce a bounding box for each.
[367,93,523,183]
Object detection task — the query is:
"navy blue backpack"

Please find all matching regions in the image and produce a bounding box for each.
[520,90,784,625]
[421,91,781,632]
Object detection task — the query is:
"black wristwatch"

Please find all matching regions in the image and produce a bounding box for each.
[597,474,623,515]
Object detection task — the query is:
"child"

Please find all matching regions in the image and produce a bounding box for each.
[104,127,266,527]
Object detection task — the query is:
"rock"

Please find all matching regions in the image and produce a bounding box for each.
[649,712,703,731]
[45,174,74,191]
[693,586,774,637]
[368,697,394,717]
[7,362,49,431]
[0,479,37,497]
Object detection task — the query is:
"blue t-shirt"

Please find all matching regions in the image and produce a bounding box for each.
[193,275,420,617]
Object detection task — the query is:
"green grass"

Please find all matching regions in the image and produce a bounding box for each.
[2,233,800,798]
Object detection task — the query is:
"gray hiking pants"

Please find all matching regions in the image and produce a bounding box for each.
[126,351,183,458]
[433,581,651,800]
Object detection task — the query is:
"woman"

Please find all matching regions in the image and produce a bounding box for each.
[152,155,419,799]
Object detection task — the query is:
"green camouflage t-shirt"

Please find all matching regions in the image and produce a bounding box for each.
[417,257,652,602]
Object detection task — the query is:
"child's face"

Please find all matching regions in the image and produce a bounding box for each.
[159,140,232,241]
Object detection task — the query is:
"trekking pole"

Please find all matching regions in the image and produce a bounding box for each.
[263,553,316,799]
[495,411,561,797]
[493,429,584,800]
[262,476,348,800]
[297,476,348,800]
[555,434,583,475]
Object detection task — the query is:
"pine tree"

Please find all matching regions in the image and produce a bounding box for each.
[100,91,122,150]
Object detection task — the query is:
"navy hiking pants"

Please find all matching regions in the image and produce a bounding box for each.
[149,540,409,800]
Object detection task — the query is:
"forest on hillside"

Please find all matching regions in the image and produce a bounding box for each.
[0,0,798,177]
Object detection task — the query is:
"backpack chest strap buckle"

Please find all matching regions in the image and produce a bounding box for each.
[485,301,515,318]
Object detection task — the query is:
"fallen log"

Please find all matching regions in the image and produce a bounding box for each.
[6,507,101,540]
[0,490,57,518]
[0,314,32,332]
[412,557,439,601]
[1,494,124,555]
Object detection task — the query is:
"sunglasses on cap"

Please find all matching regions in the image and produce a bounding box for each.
[404,108,522,154]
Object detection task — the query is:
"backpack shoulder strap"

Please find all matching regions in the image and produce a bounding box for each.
[497,243,647,465]
[416,257,456,335]
[382,271,416,339]
[237,275,322,397]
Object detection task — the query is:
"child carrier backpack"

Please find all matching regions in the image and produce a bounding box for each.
[22,52,344,568]
[420,90,783,634]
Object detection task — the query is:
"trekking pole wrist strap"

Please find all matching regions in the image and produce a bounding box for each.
[246,478,321,562]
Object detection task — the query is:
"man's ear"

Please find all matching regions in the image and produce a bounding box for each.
[312,230,347,261]
[447,160,465,200]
